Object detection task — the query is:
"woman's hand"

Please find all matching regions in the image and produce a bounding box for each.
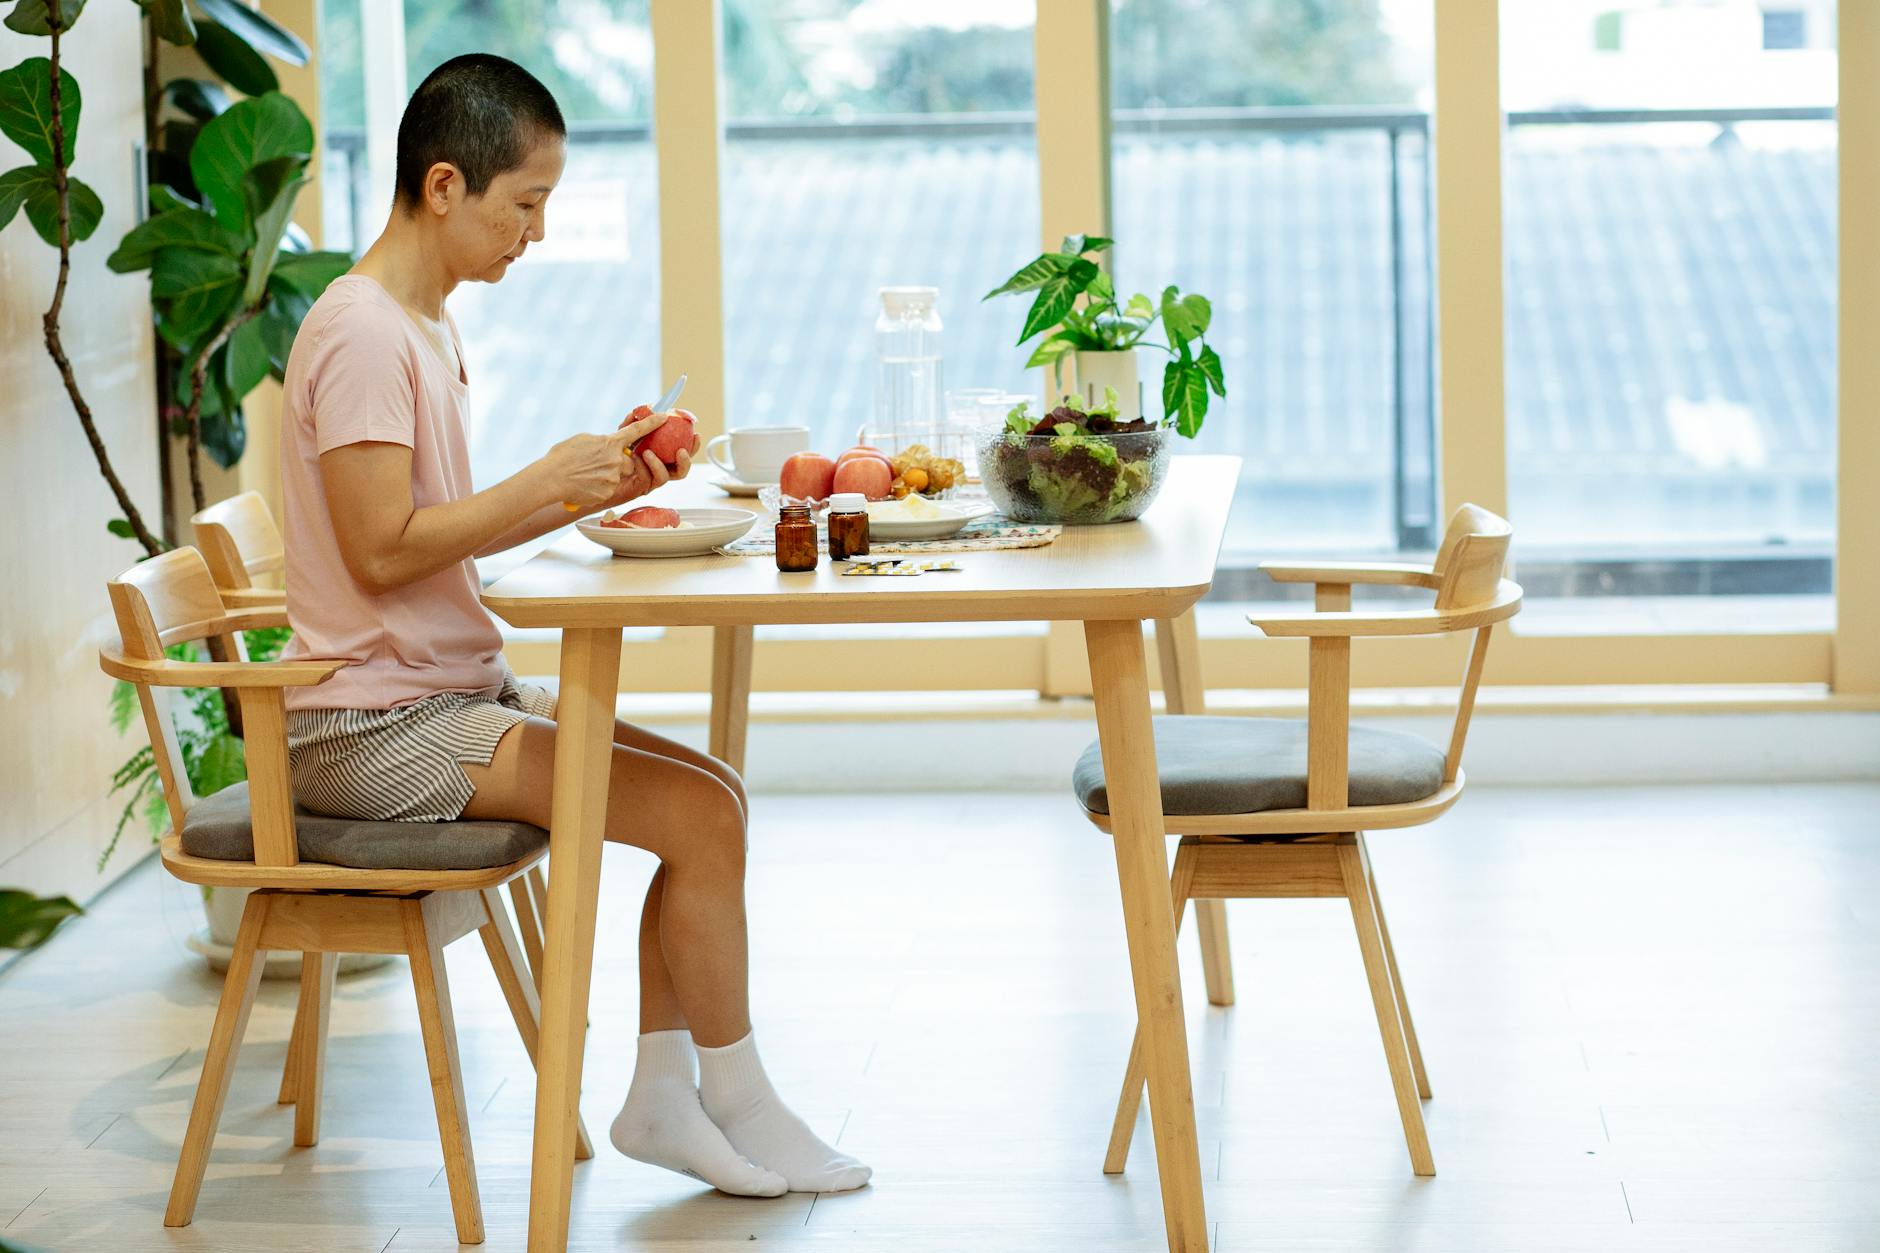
[596,413,704,508]
[540,424,643,511]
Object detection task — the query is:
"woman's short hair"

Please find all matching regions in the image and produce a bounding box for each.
[395,53,566,208]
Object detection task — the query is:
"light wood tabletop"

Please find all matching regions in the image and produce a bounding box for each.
[481,454,1241,1253]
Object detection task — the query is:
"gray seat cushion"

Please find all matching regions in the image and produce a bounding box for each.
[1073,716,1447,817]
[181,782,547,871]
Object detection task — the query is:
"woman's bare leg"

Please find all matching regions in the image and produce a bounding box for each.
[461,716,751,1046]
[606,721,746,1034]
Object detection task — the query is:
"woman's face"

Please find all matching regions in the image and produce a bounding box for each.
[440,134,568,284]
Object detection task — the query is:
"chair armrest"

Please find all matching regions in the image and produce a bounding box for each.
[99,649,344,688]
[216,587,287,610]
[220,605,289,631]
[1259,561,1437,588]
[1248,581,1523,637]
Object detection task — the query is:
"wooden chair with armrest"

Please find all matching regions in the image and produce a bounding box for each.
[1076,503,1521,1178]
[192,491,562,1096]
[101,547,591,1245]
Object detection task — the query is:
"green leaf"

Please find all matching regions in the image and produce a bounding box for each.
[269,248,351,297]
[0,889,81,949]
[226,314,270,399]
[105,517,135,540]
[1124,292,1155,321]
[1196,344,1226,398]
[4,0,84,35]
[152,247,241,343]
[149,182,198,214]
[189,91,309,232]
[137,0,195,45]
[1024,336,1078,370]
[982,251,1072,300]
[107,206,237,273]
[1059,234,1112,258]
[240,158,306,304]
[1086,268,1114,308]
[162,77,228,121]
[0,57,79,164]
[192,20,278,97]
[199,393,245,468]
[1160,289,1212,351]
[260,272,311,370]
[1018,258,1099,344]
[194,0,309,65]
[1162,357,1210,438]
[0,164,34,231]
[1,165,100,245]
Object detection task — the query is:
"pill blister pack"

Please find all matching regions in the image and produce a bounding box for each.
[839,558,965,577]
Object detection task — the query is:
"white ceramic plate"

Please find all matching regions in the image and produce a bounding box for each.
[577,508,756,558]
[709,474,772,498]
[864,501,992,542]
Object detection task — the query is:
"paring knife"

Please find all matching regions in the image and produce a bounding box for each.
[564,373,689,512]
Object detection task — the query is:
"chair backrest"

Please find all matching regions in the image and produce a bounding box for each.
[104,547,300,866]
[192,491,284,602]
[1429,503,1517,783]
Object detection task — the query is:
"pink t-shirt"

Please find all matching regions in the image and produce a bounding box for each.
[278,274,505,711]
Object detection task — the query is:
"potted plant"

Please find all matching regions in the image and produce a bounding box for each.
[982,234,1225,432]
[976,235,1226,523]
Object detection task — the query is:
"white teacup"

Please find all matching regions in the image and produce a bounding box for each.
[704,425,809,485]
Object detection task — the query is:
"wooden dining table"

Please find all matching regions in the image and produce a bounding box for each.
[480,454,1241,1253]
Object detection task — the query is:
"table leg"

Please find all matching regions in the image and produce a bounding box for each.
[528,626,622,1252]
[1086,618,1210,1253]
[709,624,754,775]
[1154,610,1234,1008]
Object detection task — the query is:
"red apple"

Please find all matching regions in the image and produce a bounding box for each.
[833,456,893,501]
[628,407,698,469]
[621,505,681,528]
[836,446,893,471]
[779,452,838,501]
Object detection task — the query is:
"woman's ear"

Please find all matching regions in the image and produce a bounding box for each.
[423,161,461,216]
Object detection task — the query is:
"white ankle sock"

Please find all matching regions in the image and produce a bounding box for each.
[697,1032,872,1194]
[610,1030,787,1197]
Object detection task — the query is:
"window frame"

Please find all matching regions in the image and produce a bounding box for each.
[273,0,1878,698]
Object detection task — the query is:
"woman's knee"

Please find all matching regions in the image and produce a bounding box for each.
[674,776,748,876]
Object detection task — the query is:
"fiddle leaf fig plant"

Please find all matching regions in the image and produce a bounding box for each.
[983,234,1227,438]
[108,90,350,493]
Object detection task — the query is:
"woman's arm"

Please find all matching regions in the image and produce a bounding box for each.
[474,438,702,559]
[322,416,666,595]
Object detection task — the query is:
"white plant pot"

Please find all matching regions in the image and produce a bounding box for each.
[188,885,395,978]
[1071,349,1143,420]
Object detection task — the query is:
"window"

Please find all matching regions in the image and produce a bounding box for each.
[1763,9,1807,50]
[718,3,1040,456]
[1501,1,1837,630]
[319,0,661,500]
[1109,0,1437,568]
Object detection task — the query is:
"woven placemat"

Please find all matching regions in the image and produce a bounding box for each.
[719,514,1061,557]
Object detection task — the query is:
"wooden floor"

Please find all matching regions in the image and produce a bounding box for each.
[3,783,1878,1252]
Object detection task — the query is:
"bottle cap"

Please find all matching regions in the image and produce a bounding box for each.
[829,492,867,513]
[879,285,937,316]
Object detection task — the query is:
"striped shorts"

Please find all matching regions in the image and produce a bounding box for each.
[286,663,559,823]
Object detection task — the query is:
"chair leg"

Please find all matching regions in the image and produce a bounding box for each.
[402,897,484,1245]
[1338,838,1435,1176]
[1194,899,1235,1006]
[510,870,548,997]
[166,891,272,1228]
[478,888,594,1161]
[1367,850,1430,1099]
[1103,843,1199,1175]
[278,999,302,1105]
[291,952,338,1146]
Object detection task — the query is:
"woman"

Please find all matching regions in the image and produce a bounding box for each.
[277,53,868,1198]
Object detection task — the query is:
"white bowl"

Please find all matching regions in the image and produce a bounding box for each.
[577,508,757,558]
